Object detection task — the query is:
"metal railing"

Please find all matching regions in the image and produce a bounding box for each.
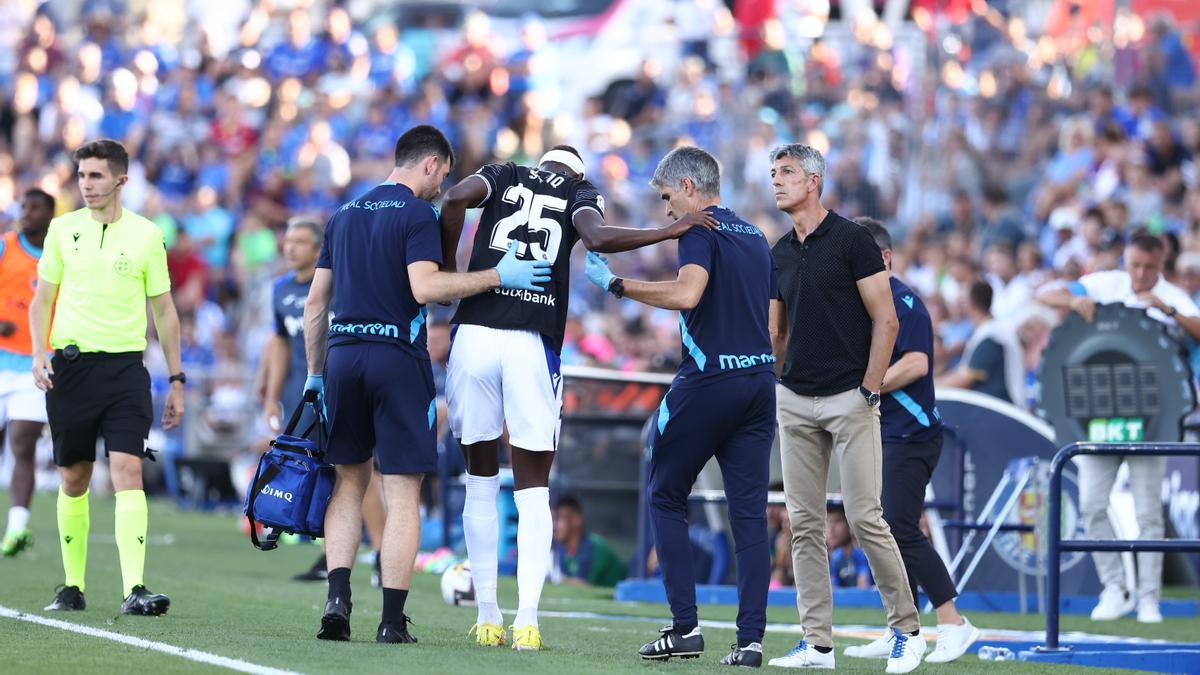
[1042,442,1200,651]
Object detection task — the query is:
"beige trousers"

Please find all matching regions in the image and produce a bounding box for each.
[777,384,920,647]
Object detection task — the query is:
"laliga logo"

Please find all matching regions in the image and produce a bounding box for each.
[261,485,294,503]
[991,464,1087,576]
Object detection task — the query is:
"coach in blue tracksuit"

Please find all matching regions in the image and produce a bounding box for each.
[586,146,775,668]
[848,218,979,664]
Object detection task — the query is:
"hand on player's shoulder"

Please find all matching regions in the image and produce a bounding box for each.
[669,211,718,238]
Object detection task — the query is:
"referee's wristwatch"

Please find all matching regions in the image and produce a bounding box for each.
[168,372,187,386]
[607,277,625,299]
[859,385,880,407]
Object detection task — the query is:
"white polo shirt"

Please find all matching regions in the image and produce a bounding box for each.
[1074,270,1200,326]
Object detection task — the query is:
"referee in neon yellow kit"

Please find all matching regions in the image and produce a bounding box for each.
[29,139,185,615]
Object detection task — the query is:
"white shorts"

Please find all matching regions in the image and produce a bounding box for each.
[447,324,562,451]
[0,368,48,424]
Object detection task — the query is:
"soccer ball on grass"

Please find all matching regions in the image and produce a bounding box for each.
[440,561,476,606]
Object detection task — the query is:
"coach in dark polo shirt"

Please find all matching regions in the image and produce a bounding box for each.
[764,144,923,672]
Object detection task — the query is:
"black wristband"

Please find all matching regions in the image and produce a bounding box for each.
[609,277,625,299]
[169,372,187,385]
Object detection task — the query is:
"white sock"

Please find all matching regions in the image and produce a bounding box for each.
[463,473,502,626]
[514,487,551,629]
[6,506,30,536]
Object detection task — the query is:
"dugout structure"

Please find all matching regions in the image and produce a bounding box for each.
[1027,441,1200,672]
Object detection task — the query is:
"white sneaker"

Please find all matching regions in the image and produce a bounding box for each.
[768,641,835,669]
[1090,586,1135,621]
[924,617,980,663]
[844,632,892,659]
[885,629,926,674]
[1137,598,1163,624]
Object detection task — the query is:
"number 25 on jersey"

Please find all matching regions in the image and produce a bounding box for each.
[488,182,566,264]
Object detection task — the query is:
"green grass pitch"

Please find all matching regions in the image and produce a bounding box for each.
[0,491,1195,674]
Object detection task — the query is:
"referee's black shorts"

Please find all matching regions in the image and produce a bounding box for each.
[46,350,153,467]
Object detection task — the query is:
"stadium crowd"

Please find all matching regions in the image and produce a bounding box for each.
[0,0,1198,431]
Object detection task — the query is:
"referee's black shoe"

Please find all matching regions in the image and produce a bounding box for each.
[121,585,170,616]
[317,596,352,641]
[639,624,704,660]
[376,616,417,644]
[45,585,86,611]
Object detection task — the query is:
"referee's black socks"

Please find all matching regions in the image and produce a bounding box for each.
[382,588,408,624]
[327,567,351,602]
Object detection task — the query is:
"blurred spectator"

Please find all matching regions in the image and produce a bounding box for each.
[551,495,627,587]
[1178,251,1200,305]
[977,184,1026,255]
[985,241,1030,320]
[0,0,1196,440]
[766,482,792,590]
[826,506,871,589]
[183,185,235,269]
[937,281,1024,404]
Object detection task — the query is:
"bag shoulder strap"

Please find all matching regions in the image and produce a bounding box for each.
[246,456,285,551]
[284,389,320,436]
[284,390,328,459]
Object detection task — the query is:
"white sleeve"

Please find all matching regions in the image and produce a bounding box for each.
[1077,271,1123,303]
[1168,286,1200,318]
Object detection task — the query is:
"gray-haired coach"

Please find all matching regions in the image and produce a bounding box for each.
[764,144,924,674]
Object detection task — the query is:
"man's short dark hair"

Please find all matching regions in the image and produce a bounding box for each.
[854,216,891,252]
[1129,82,1152,100]
[23,188,55,211]
[556,495,582,514]
[74,139,129,176]
[951,255,980,274]
[1082,206,1107,228]
[550,144,582,160]
[968,281,994,314]
[982,183,1008,206]
[986,240,1016,259]
[394,125,453,168]
[1128,229,1165,255]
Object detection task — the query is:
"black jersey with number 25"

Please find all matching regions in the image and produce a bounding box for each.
[451,162,604,353]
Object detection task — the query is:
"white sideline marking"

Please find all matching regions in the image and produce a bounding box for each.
[531,609,1185,646]
[0,605,301,675]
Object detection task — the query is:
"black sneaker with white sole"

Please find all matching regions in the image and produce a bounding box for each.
[639,625,704,660]
[720,643,763,667]
[121,586,170,616]
[317,596,352,641]
[293,554,328,582]
[45,585,86,611]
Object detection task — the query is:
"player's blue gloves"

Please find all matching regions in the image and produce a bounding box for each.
[303,374,323,397]
[302,374,327,418]
[496,241,552,292]
[585,251,615,292]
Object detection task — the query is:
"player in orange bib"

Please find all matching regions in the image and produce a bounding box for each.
[0,188,53,557]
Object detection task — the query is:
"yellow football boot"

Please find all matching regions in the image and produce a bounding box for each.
[511,624,542,651]
[468,622,506,647]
